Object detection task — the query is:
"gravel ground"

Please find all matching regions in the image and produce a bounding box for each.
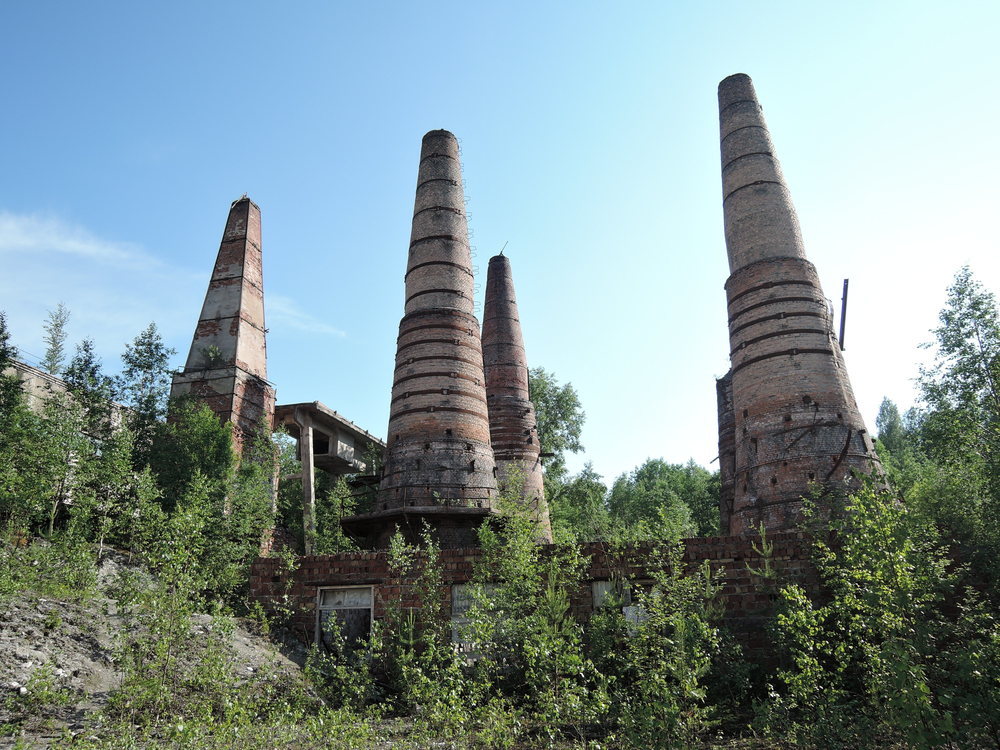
[0,553,304,749]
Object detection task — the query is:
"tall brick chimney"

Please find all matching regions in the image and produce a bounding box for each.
[344,130,499,548]
[717,74,880,535]
[171,196,275,450]
[482,254,551,542]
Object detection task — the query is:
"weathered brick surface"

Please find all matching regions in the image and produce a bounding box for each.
[249,533,818,658]
[716,372,736,532]
[482,254,550,541]
[349,131,498,548]
[717,75,880,534]
[170,197,275,453]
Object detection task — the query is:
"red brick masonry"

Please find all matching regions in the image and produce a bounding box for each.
[249,532,819,653]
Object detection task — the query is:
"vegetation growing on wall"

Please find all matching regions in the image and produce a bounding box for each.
[3,267,1000,747]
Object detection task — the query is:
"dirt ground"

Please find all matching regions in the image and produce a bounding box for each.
[0,554,305,749]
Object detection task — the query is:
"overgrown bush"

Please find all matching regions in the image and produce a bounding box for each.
[758,485,1000,748]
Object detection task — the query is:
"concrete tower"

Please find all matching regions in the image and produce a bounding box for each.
[170,197,275,450]
[345,130,499,548]
[717,74,880,535]
[481,254,551,542]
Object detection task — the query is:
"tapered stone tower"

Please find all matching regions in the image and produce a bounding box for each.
[716,74,880,535]
[343,130,499,548]
[170,197,275,450]
[482,254,551,542]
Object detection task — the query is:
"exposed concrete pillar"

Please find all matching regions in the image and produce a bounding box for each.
[717,74,880,534]
[170,197,276,452]
[361,130,499,549]
[482,254,551,542]
[298,409,317,555]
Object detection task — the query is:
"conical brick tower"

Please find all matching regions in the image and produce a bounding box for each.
[716,74,880,534]
[482,254,551,542]
[171,197,275,451]
[344,130,499,548]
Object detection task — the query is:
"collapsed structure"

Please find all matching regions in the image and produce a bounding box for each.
[714,74,880,534]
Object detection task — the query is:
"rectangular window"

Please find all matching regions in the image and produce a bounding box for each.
[450,583,474,651]
[593,580,648,632]
[592,579,632,609]
[450,583,497,654]
[316,586,373,649]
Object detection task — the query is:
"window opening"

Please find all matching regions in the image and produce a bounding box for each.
[316,586,373,650]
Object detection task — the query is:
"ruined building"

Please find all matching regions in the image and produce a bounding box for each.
[481,254,551,542]
[170,196,276,450]
[715,74,880,534]
[341,130,501,548]
[169,76,880,550]
[249,73,881,654]
[275,402,385,554]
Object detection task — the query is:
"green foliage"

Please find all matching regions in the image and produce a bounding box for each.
[547,462,610,543]
[118,322,176,468]
[41,302,70,376]
[149,398,234,514]
[0,312,20,418]
[199,423,278,605]
[0,530,97,601]
[589,543,722,747]
[759,484,1000,748]
[378,527,470,727]
[528,367,585,481]
[607,458,704,541]
[112,474,230,723]
[2,660,77,731]
[63,338,117,439]
[467,511,609,742]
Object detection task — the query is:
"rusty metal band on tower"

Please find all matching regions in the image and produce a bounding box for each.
[717,74,880,535]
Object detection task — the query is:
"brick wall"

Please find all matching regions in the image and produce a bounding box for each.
[249,532,819,654]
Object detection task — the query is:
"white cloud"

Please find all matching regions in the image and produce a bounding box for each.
[267,293,346,337]
[0,211,151,267]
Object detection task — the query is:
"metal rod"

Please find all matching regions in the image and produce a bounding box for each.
[839,279,849,350]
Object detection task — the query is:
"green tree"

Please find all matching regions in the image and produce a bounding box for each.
[607,458,704,540]
[149,399,234,513]
[528,367,584,482]
[467,511,608,740]
[875,397,907,457]
[0,312,22,419]
[0,311,15,369]
[36,393,94,536]
[760,484,1000,748]
[63,338,117,438]
[547,462,610,543]
[119,322,176,468]
[910,267,1000,570]
[40,303,70,376]
[590,542,722,746]
[917,266,1000,473]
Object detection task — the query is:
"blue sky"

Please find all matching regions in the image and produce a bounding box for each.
[2,1,998,484]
